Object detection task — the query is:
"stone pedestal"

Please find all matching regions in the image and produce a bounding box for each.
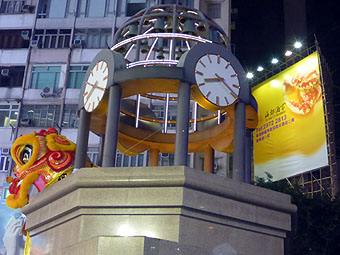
[22,167,296,255]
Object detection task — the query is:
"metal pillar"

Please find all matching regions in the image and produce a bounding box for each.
[244,129,252,183]
[74,108,91,170]
[174,81,191,166]
[102,85,122,167]
[232,101,246,182]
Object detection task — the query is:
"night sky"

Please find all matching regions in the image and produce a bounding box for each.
[231,0,340,157]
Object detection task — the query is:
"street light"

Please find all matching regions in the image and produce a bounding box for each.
[271,58,279,64]
[285,50,292,56]
[294,41,302,49]
[246,72,254,79]
[257,66,264,72]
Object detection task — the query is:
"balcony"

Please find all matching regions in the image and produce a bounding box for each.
[0,0,26,14]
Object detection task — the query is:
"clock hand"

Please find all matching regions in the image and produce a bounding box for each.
[214,73,238,99]
[85,81,106,91]
[84,81,99,107]
[204,78,223,82]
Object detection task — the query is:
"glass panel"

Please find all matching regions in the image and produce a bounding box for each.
[55,73,60,87]
[33,66,47,71]
[75,72,86,88]
[49,0,67,18]
[116,154,122,167]
[108,0,115,15]
[0,111,9,127]
[0,105,10,109]
[70,66,82,71]
[131,155,136,166]
[48,66,61,71]
[88,0,106,17]
[9,111,18,126]
[137,154,144,166]
[78,0,86,17]
[67,72,76,88]
[126,2,145,16]
[67,0,77,16]
[123,155,129,166]
[36,72,56,89]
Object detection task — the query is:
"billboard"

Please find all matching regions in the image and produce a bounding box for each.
[252,51,328,180]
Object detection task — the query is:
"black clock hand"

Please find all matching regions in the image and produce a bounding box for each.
[214,73,238,99]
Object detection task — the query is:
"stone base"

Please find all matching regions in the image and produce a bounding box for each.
[22,166,296,255]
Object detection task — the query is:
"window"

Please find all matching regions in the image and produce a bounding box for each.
[74,29,111,49]
[30,66,61,89]
[62,104,79,128]
[21,105,61,127]
[77,0,115,18]
[33,29,71,49]
[0,66,25,88]
[67,65,88,89]
[126,0,146,16]
[38,0,77,18]
[0,0,25,14]
[115,151,146,167]
[0,149,11,172]
[0,104,18,127]
[87,147,99,166]
[160,0,194,6]
[207,3,221,19]
[158,152,174,166]
[0,29,29,49]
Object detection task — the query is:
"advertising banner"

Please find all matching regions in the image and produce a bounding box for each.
[252,51,328,180]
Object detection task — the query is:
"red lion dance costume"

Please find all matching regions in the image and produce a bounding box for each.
[6,127,76,209]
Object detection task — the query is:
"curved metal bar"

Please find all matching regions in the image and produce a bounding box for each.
[120,109,227,124]
[111,33,212,51]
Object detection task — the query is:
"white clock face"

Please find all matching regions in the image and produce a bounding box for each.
[194,54,240,107]
[83,60,109,112]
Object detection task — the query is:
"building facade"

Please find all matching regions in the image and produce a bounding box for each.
[0,0,233,186]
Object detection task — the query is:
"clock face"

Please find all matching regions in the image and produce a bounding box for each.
[83,60,109,112]
[194,54,240,107]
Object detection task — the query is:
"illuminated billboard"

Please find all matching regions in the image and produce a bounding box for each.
[252,52,328,180]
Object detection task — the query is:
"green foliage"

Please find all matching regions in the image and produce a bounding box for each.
[255,176,340,255]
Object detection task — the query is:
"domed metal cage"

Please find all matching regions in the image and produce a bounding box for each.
[111,4,230,68]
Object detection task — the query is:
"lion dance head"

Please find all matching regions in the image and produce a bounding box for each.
[6,127,76,209]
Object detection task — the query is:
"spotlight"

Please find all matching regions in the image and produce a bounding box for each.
[271,58,279,64]
[285,50,292,56]
[294,42,302,49]
[246,72,254,79]
[257,66,264,72]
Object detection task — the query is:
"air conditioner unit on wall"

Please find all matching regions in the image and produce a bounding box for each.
[1,69,9,76]
[40,86,54,97]
[72,39,83,48]
[30,40,40,48]
[21,30,30,40]
[20,118,32,127]
[1,148,10,155]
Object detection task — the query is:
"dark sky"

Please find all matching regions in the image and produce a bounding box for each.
[231,0,340,81]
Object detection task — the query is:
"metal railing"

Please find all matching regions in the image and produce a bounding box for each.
[0,0,26,14]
